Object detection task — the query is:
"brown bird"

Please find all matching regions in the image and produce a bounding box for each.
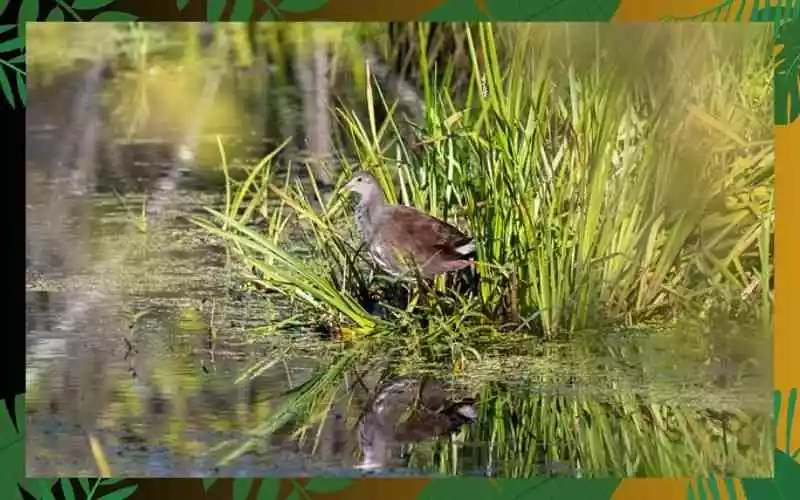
[343,171,476,278]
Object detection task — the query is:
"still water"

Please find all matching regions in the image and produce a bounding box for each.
[25,73,772,478]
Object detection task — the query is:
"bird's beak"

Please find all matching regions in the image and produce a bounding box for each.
[343,178,357,192]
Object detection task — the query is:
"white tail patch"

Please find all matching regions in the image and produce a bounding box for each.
[455,242,475,255]
[456,405,478,421]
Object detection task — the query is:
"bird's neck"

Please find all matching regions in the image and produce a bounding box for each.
[355,192,385,237]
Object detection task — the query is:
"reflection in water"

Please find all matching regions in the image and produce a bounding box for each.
[25,33,772,477]
[356,378,477,470]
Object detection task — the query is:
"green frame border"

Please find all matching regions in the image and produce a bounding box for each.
[6,1,799,499]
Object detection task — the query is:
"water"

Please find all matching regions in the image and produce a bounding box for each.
[25,67,773,478]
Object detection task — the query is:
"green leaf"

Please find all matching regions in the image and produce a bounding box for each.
[256,479,281,500]
[61,479,76,500]
[46,8,65,21]
[303,478,353,493]
[16,70,25,106]
[98,484,138,500]
[232,478,255,500]
[21,479,58,500]
[202,478,217,492]
[0,0,9,17]
[742,450,800,499]
[417,477,623,500]
[230,0,254,20]
[73,0,119,9]
[100,479,125,486]
[78,478,91,494]
[484,0,619,20]
[10,54,25,65]
[206,0,226,20]
[0,67,14,109]
[17,0,39,40]
[0,36,22,53]
[782,387,798,452]
[261,9,279,20]
[276,0,328,13]
[177,0,191,11]
[775,19,800,125]
[91,11,139,21]
[72,0,116,10]
[0,25,14,35]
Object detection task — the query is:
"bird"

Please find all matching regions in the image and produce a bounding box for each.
[355,377,477,470]
[342,171,476,278]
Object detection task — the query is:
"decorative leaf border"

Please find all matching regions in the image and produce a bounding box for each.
[4,1,798,499]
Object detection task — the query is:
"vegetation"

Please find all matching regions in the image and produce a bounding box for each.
[190,23,774,476]
[27,22,774,477]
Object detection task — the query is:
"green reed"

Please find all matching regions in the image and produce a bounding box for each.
[192,23,773,475]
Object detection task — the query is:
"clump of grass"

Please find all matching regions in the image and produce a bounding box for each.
[193,23,773,475]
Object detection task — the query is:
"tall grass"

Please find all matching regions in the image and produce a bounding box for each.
[193,23,773,476]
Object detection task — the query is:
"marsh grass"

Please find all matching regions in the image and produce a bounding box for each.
[190,23,773,476]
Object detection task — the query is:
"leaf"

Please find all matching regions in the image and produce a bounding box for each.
[276,0,328,13]
[261,10,279,20]
[78,478,91,494]
[202,478,217,492]
[0,0,9,17]
[232,478,255,500]
[91,11,139,21]
[483,0,618,20]
[0,36,22,53]
[303,478,354,493]
[206,0,226,20]
[73,0,119,9]
[61,479,76,500]
[0,67,14,109]
[98,484,139,500]
[16,68,25,106]
[177,0,190,11]
[230,0,254,20]
[10,54,25,64]
[741,450,800,499]
[100,479,125,486]
[257,479,281,500]
[46,8,65,21]
[21,479,58,500]
[17,0,39,40]
[775,19,800,125]
[0,25,14,35]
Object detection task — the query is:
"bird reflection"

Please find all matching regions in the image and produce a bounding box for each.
[356,377,477,470]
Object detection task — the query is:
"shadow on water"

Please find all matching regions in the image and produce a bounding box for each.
[25,29,773,478]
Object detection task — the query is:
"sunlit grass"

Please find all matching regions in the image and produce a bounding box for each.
[163,23,772,476]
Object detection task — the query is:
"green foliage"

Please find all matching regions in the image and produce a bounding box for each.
[206,0,225,21]
[230,0,255,21]
[91,12,139,21]
[255,479,281,499]
[17,0,38,39]
[277,0,330,13]
[484,0,620,20]
[775,18,800,125]
[201,478,217,493]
